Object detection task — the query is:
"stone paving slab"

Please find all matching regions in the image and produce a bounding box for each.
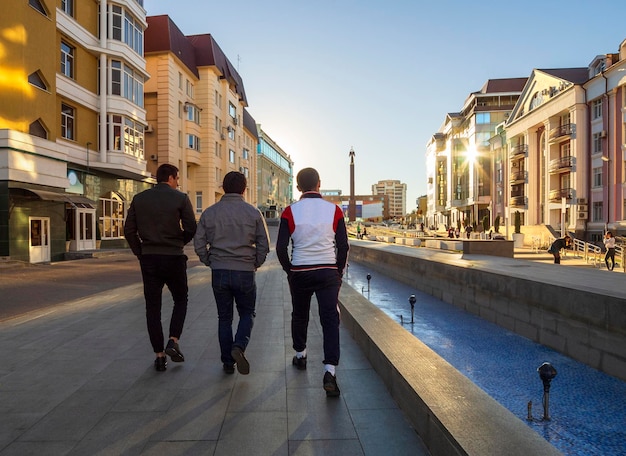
[0,247,428,455]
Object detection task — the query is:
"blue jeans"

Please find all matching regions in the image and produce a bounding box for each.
[139,254,188,353]
[289,269,342,366]
[211,269,257,364]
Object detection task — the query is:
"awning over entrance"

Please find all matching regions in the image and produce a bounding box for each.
[10,188,95,207]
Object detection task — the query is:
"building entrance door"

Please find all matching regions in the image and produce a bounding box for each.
[74,208,96,250]
[29,217,50,263]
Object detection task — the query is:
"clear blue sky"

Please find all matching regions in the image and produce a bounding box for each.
[144,0,626,210]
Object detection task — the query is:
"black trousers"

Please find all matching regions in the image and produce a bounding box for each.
[139,254,188,353]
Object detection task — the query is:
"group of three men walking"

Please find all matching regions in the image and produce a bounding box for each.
[124,164,348,397]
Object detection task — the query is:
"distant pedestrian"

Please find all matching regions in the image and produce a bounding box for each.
[194,171,270,375]
[604,231,616,271]
[356,224,361,239]
[124,164,197,372]
[548,235,571,264]
[465,225,472,239]
[276,167,349,397]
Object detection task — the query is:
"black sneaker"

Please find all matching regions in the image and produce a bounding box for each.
[292,355,307,370]
[154,356,167,372]
[231,346,250,375]
[165,339,185,362]
[323,371,340,397]
[223,363,235,374]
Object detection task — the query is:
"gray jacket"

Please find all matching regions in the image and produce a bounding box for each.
[193,193,270,271]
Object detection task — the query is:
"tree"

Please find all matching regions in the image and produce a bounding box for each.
[494,215,501,233]
[514,211,521,234]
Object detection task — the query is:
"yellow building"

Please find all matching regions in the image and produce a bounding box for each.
[144,15,258,214]
[0,0,151,263]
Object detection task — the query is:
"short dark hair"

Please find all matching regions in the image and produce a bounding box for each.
[223,171,247,194]
[296,168,320,192]
[156,163,178,183]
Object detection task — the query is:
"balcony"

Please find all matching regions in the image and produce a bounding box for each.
[549,123,574,141]
[510,144,528,158]
[510,196,527,208]
[548,156,574,173]
[509,170,527,184]
[548,188,573,202]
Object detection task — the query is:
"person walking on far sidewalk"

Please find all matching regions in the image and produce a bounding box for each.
[194,171,270,375]
[124,164,197,372]
[276,167,349,397]
[604,231,616,271]
[548,235,571,264]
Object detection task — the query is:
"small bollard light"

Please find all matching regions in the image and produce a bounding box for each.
[366,273,372,293]
[409,294,416,323]
[346,263,349,277]
[537,362,557,420]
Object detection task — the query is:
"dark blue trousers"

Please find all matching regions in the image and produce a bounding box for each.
[289,269,342,366]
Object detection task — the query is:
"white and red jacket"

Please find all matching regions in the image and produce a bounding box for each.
[276,192,349,274]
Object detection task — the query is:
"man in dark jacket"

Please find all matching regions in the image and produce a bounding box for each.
[124,164,197,371]
[194,171,270,375]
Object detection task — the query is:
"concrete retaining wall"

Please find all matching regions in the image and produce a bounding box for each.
[347,243,626,382]
[339,285,562,456]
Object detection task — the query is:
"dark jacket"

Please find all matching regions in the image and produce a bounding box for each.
[124,183,197,256]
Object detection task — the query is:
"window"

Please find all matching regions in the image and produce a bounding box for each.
[229,102,236,119]
[592,201,603,222]
[29,119,47,139]
[61,41,74,78]
[560,142,571,158]
[29,0,47,15]
[187,134,200,151]
[216,167,222,184]
[61,0,74,16]
[111,61,121,95]
[101,195,126,239]
[243,148,249,160]
[228,127,235,140]
[110,5,143,55]
[242,167,249,178]
[28,71,47,90]
[110,60,143,106]
[215,116,221,131]
[593,167,603,187]
[229,149,236,163]
[108,115,144,157]
[592,99,602,119]
[186,104,201,124]
[186,80,194,97]
[61,103,75,140]
[592,132,603,154]
[476,113,490,124]
[215,142,221,158]
[195,192,203,214]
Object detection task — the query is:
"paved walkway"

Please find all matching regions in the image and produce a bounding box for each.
[0,239,428,455]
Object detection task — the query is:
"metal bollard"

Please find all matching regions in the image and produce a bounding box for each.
[537,362,557,420]
[409,294,416,323]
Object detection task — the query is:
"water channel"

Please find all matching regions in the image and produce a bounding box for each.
[344,261,626,456]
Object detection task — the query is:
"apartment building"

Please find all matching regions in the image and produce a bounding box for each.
[1,0,150,263]
[144,15,258,215]
[425,78,526,230]
[372,179,406,219]
[256,127,293,220]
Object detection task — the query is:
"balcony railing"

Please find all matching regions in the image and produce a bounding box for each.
[510,196,527,208]
[548,188,573,202]
[549,123,574,140]
[510,144,528,158]
[548,156,574,173]
[509,171,527,184]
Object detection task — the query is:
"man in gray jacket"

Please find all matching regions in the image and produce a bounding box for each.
[194,171,270,374]
[125,163,197,372]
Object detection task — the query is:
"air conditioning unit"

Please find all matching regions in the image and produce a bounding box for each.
[578,211,588,219]
[233,118,238,125]
[578,204,588,212]
[600,130,607,138]
[149,154,158,161]
[220,133,225,140]
[578,197,587,204]
[145,124,154,133]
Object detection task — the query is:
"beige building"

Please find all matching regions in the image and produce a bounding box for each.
[144,16,258,214]
[372,180,406,219]
[425,79,526,231]
[1,0,151,262]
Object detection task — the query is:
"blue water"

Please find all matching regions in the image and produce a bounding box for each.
[344,262,626,456]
